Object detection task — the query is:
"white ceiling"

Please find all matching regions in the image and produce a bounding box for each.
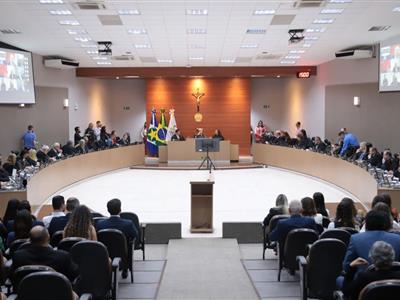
[0,0,399,67]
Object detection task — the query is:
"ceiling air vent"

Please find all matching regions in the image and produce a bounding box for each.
[294,0,326,8]
[255,53,283,60]
[140,57,158,63]
[0,29,21,34]
[72,0,106,10]
[112,55,135,61]
[235,57,253,63]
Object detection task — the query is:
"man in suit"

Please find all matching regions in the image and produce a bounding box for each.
[12,226,79,281]
[96,198,139,278]
[269,200,317,246]
[48,197,80,235]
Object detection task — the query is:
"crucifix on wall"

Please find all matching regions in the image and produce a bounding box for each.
[192,88,205,122]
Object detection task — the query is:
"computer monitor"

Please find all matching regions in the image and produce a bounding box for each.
[195,138,220,153]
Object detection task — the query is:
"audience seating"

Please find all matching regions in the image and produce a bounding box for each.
[359,279,400,300]
[262,214,289,260]
[8,271,92,300]
[91,212,104,219]
[120,212,146,260]
[57,237,85,252]
[277,228,319,281]
[339,227,359,235]
[11,265,54,293]
[50,230,64,248]
[7,239,29,258]
[98,229,134,283]
[297,239,347,300]
[319,229,351,247]
[93,217,108,227]
[71,240,119,300]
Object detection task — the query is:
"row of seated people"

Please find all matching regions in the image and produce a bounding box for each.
[262,193,400,299]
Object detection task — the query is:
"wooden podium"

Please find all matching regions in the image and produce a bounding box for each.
[190,181,214,233]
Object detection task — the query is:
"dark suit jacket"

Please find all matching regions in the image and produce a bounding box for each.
[36,150,50,164]
[48,214,70,235]
[343,231,400,274]
[269,214,317,245]
[343,265,400,300]
[12,245,79,281]
[96,215,138,241]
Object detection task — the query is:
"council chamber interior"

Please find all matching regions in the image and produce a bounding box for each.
[0,1,400,300]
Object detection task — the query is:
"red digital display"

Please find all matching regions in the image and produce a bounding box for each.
[297,71,310,78]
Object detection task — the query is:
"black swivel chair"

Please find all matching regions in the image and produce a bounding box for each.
[50,230,64,248]
[71,240,119,300]
[57,237,85,252]
[98,229,134,283]
[120,212,146,260]
[319,229,351,247]
[11,265,54,293]
[339,227,359,235]
[297,238,347,300]
[277,228,319,281]
[359,279,400,300]
[7,239,29,258]
[262,215,289,260]
[9,271,92,300]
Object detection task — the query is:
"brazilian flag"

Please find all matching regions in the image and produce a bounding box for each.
[147,108,158,156]
[156,108,168,145]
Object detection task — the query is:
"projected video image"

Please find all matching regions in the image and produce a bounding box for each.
[380,44,400,91]
[0,51,31,92]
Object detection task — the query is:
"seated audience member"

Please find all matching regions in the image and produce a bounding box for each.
[255,120,267,143]
[12,226,79,281]
[328,197,359,230]
[36,145,51,164]
[263,194,288,227]
[353,141,369,162]
[74,126,83,146]
[75,139,88,155]
[194,128,205,138]
[297,129,312,150]
[313,192,329,217]
[25,149,38,167]
[84,122,95,148]
[62,141,76,157]
[49,197,80,235]
[63,205,97,241]
[269,200,317,245]
[3,198,20,226]
[96,198,139,242]
[382,150,394,171]
[339,130,359,157]
[301,197,323,225]
[313,136,326,153]
[7,200,44,231]
[2,153,18,176]
[110,130,118,146]
[0,165,9,183]
[213,129,224,140]
[171,129,185,141]
[343,241,400,300]
[342,210,400,276]
[47,142,63,160]
[42,195,65,228]
[100,125,111,146]
[368,147,382,168]
[360,201,400,232]
[7,209,33,247]
[119,132,131,145]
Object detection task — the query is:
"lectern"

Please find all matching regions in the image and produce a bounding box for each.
[190,181,214,233]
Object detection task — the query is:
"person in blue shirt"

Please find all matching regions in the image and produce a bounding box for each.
[22,125,37,150]
[339,131,359,157]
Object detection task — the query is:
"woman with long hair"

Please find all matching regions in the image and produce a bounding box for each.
[313,192,329,217]
[301,197,323,225]
[7,209,33,247]
[3,198,20,226]
[263,194,289,227]
[63,205,97,240]
[328,197,359,230]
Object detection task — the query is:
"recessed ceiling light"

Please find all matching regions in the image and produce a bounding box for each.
[40,0,63,3]
[321,8,344,14]
[313,18,334,24]
[253,9,276,15]
[246,29,266,34]
[393,7,400,12]
[74,36,92,42]
[304,36,319,41]
[127,28,147,35]
[276,75,281,78]
[97,62,112,65]
[329,0,352,3]
[189,56,204,60]
[66,29,87,35]
[303,43,312,48]
[369,25,391,31]
[187,28,207,34]
[280,60,296,64]
[59,20,80,26]
[49,10,72,15]
[118,9,140,15]
[86,50,98,55]
[285,55,301,59]
[134,44,151,49]
[220,59,235,63]
[0,29,21,34]
[186,9,208,15]
[240,44,258,48]
[306,27,326,33]
[157,59,173,63]
[289,50,305,54]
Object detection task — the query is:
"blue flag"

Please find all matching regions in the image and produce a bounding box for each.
[147,108,158,156]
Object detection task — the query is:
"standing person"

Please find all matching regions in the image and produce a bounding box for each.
[295,121,302,136]
[22,125,37,150]
[254,121,266,143]
[141,122,147,144]
[84,122,95,148]
[339,130,359,157]
[93,120,102,142]
[74,126,83,146]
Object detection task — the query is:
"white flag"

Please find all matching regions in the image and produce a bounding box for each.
[166,108,177,141]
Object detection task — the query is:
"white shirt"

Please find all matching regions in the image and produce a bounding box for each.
[94,127,101,141]
[313,213,323,225]
[43,211,65,228]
